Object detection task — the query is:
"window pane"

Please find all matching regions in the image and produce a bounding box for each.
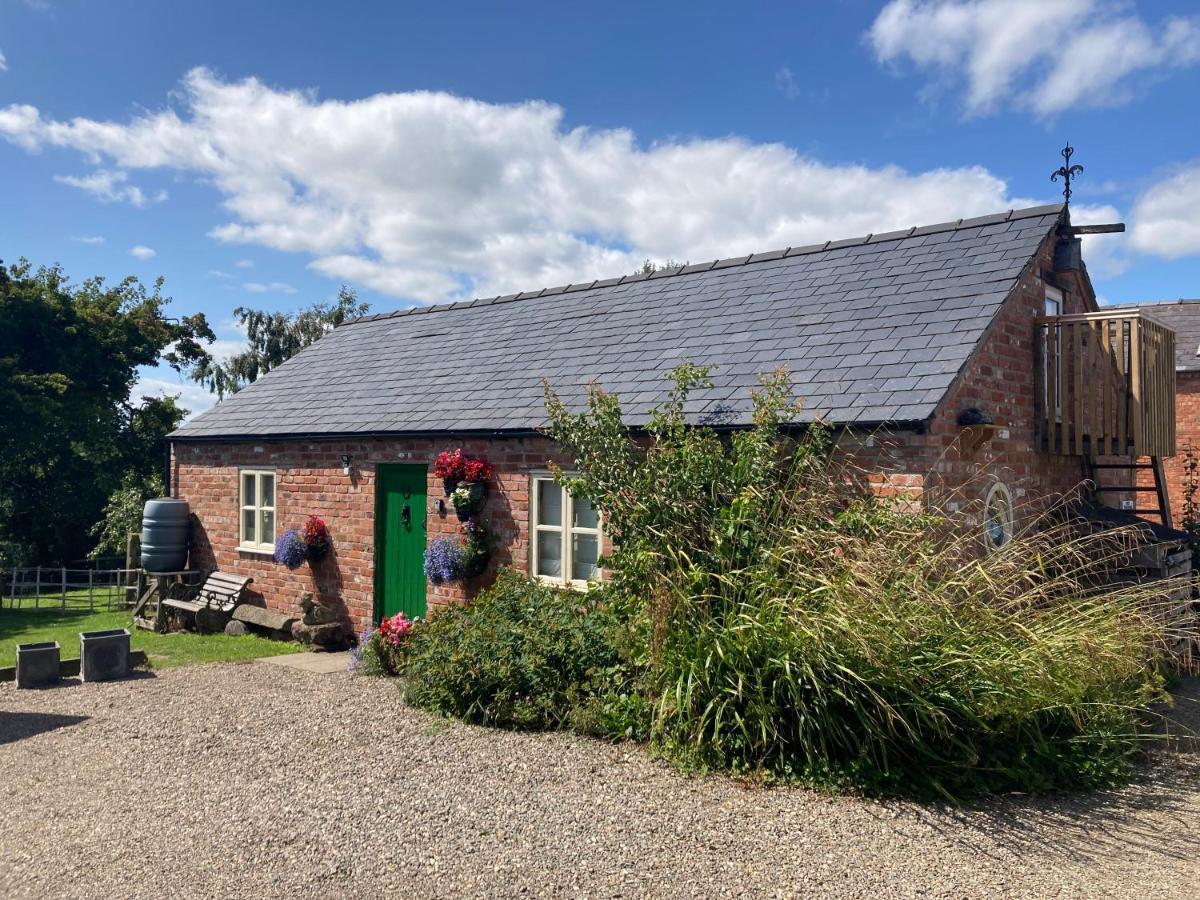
[536,531,562,577]
[260,509,275,545]
[261,474,275,507]
[537,480,562,527]
[572,534,600,582]
[242,472,256,506]
[573,495,599,530]
[242,508,257,544]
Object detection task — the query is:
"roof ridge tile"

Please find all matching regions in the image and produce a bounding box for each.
[337,203,1065,328]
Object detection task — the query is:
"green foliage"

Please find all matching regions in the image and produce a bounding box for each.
[0,259,212,563]
[189,285,369,398]
[356,629,404,677]
[89,471,163,559]
[544,363,1171,799]
[635,258,686,275]
[0,607,301,670]
[403,570,622,730]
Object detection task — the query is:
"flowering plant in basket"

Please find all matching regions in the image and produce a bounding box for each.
[461,519,494,578]
[424,536,467,584]
[274,529,307,569]
[434,448,494,491]
[302,514,331,561]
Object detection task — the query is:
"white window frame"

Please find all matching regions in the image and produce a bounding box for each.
[982,481,1015,551]
[529,474,603,590]
[238,468,277,554]
[1043,286,1063,422]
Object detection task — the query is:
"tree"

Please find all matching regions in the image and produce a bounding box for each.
[636,258,686,276]
[190,285,369,398]
[0,259,213,564]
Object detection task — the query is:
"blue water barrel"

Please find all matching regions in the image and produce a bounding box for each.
[140,498,190,572]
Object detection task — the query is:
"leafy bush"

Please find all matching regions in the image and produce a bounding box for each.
[544,364,1173,799]
[89,472,162,560]
[351,612,415,676]
[403,570,622,730]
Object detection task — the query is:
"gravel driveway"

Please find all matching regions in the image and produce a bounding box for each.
[2,662,1198,899]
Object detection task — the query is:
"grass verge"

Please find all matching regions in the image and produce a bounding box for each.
[0,607,302,670]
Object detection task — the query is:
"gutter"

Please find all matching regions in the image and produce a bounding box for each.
[166,418,930,445]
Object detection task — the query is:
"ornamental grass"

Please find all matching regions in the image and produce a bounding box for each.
[540,363,1181,799]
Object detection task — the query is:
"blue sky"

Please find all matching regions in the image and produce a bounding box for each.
[2,0,1199,415]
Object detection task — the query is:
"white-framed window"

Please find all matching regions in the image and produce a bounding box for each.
[239,469,277,553]
[1043,286,1063,421]
[982,481,1014,551]
[530,475,603,589]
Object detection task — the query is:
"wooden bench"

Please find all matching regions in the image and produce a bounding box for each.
[161,571,253,616]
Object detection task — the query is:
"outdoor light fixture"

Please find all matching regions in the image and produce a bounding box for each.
[340,454,352,475]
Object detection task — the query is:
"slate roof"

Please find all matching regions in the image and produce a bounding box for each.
[171,203,1065,440]
[1128,300,1200,371]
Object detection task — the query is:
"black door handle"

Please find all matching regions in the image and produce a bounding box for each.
[402,504,411,527]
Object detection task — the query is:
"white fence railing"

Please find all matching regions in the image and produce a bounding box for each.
[1,567,140,611]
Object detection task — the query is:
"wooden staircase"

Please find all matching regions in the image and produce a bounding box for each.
[1086,457,1173,525]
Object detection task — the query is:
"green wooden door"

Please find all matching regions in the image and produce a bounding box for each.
[375,464,428,621]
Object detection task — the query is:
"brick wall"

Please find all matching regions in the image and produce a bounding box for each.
[1135,370,1200,527]
[173,435,579,632]
[173,229,1115,631]
[840,229,1110,530]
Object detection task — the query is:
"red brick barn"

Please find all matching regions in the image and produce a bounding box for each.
[1127,301,1200,528]
[169,203,1178,633]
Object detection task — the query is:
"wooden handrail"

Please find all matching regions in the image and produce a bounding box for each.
[1036,312,1175,458]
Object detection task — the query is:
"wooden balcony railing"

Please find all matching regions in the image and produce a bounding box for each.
[1035,311,1176,458]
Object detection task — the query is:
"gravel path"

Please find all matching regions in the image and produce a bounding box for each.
[2,662,1198,898]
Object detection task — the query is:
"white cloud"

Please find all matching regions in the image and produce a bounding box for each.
[0,50,7,73]
[234,258,254,268]
[775,66,800,100]
[129,245,156,259]
[869,1,1200,117]
[0,67,1054,303]
[72,234,105,245]
[53,168,166,206]
[1130,162,1200,258]
[243,281,297,294]
[1068,202,1129,279]
[205,268,233,278]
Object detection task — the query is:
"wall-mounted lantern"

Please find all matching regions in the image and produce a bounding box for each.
[340,454,352,475]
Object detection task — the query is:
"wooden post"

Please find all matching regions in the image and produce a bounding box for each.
[88,568,94,611]
[35,565,40,609]
[1045,321,1057,453]
[1100,319,1110,455]
[1080,321,1089,458]
[8,568,15,610]
[61,566,67,609]
[1130,317,1142,455]
[1116,320,1127,454]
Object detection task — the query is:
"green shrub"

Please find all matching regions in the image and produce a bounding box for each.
[544,364,1174,799]
[403,570,623,730]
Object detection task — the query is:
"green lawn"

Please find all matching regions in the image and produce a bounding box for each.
[0,607,303,670]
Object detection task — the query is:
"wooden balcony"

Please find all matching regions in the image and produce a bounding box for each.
[1035,310,1176,458]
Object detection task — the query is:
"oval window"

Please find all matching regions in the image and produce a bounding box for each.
[983,482,1014,550]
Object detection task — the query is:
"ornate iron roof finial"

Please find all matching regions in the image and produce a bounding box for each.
[1050,142,1083,206]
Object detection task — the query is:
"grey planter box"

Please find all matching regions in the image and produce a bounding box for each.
[80,628,131,682]
[16,641,61,689]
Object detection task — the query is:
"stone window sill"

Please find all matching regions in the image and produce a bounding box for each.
[237,545,275,557]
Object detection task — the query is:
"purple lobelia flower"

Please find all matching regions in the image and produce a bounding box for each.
[423,537,467,584]
[274,529,307,569]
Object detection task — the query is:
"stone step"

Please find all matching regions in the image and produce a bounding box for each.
[232,605,297,633]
